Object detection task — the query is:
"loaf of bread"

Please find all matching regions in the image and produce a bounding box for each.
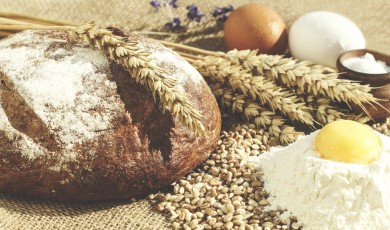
[0,30,221,202]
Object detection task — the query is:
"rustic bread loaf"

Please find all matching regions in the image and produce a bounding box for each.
[0,30,221,202]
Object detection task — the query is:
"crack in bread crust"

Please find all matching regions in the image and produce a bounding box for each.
[0,72,61,152]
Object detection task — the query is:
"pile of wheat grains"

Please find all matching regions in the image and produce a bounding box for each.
[148,121,301,230]
[148,117,390,230]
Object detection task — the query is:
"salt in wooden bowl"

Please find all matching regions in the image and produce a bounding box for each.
[336,49,390,120]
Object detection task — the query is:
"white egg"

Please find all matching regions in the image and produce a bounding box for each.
[288,11,366,68]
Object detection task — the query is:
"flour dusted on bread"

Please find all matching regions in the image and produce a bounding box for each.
[136,38,203,89]
[0,30,204,156]
[0,31,122,156]
[0,30,221,201]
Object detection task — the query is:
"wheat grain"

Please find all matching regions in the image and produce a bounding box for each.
[150,129,301,229]
[372,117,390,136]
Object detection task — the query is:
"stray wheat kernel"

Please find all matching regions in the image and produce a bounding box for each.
[259,199,269,206]
[292,222,301,230]
[171,222,180,229]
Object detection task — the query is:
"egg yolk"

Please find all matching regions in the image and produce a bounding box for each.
[314,120,381,164]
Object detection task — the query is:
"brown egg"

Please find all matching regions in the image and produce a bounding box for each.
[224,3,287,54]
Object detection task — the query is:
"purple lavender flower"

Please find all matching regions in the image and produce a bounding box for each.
[150,0,161,11]
[212,7,223,17]
[222,5,234,13]
[217,14,228,24]
[169,0,178,8]
[165,17,182,31]
[186,4,204,22]
[213,5,234,23]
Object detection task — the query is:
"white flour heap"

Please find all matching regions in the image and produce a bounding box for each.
[249,131,390,230]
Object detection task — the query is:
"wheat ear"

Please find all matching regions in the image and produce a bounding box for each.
[167,45,378,126]
[210,82,300,145]
[192,55,315,126]
[71,23,205,135]
[222,49,377,113]
[304,95,346,125]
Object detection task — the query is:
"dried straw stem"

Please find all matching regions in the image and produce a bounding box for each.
[0,31,12,37]
[151,38,216,56]
[0,24,74,31]
[0,16,38,25]
[190,55,315,126]
[0,11,79,26]
[210,82,300,145]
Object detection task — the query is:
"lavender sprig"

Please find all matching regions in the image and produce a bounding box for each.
[165,17,182,31]
[169,0,178,8]
[186,4,204,22]
[150,0,178,11]
[150,0,161,11]
[150,1,233,31]
[213,5,234,23]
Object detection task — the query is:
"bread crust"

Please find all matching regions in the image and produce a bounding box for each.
[0,30,221,202]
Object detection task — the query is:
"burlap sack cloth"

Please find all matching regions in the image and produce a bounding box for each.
[0,0,388,229]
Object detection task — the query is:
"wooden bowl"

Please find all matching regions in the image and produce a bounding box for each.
[336,49,390,120]
[337,49,390,83]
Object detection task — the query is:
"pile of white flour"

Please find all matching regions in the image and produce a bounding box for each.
[250,131,390,230]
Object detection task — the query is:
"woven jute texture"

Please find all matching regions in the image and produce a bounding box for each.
[0,0,389,229]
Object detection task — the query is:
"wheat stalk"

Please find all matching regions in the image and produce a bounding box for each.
[0,11,79,26]
[209,82,300,145]
[0,22,205,135]
[192,55,315,126]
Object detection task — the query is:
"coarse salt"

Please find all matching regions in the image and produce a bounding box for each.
[342,53,390,74]
[249,131,390,230]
